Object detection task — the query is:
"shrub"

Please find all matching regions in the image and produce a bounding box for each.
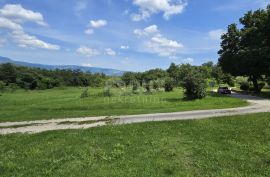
[80,88,89,98]
[38,78,59,90]
[143,82,151,93]
[240,81,250,91]
[152,80,159,90]
[132,81,140,94]
[164,78,174,92]
[182,73,207,99]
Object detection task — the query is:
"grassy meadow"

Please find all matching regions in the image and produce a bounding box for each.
[0,113,270,176]
[0,87,247,122]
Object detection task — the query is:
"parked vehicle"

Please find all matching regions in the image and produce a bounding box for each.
[218,87,232,94]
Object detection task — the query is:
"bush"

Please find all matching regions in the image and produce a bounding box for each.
[80,88,89,98]
[164,78,174,92]
[143,82,151,93]
[240,81,250,91]
[132,81,140,94]
[152,80,159,90]
[182,73,207,99]
[37,78,60,90]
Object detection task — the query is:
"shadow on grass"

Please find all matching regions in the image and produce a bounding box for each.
[164,91,227,103]
[232,89,270,100]
[207,91,228,98]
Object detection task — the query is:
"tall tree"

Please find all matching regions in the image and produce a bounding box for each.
[218,7,270,93]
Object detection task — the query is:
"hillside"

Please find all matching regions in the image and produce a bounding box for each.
[0,56,125,76]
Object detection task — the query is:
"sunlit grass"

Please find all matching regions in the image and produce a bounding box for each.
[0,87,247,122]
[0,113,269,176]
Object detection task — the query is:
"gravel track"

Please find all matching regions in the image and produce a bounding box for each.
[1,92,269,135]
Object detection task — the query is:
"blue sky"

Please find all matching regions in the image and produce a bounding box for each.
[0,0,269,71]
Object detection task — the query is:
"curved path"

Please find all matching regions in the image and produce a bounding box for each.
[1,92,270,135]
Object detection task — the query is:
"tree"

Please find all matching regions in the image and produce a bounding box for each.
[167,63,179,86]
[202,61,214,68]
[222,74,235,87]
[218,7,270,93]
[181,71,207,99]
[164,78,174,92]
[0,63,17,84]
[142,69,168,83]
[211,66,224,85]
[121,72,136,86]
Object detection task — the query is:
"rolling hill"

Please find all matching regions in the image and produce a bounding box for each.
[0,56,125,76]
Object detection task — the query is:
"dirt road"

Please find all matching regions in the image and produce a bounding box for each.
[1,92,269,135]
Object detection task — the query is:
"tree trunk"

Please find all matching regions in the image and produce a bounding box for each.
[251,76,260,93]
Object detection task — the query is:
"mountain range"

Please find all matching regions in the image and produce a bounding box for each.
[0,56,125,76]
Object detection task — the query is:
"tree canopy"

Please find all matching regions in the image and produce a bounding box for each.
[218,6,270,92]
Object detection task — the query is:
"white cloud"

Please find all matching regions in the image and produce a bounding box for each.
[84,28,94,35]
[0,4,47,26]
[131,0,187,21]
[0,4,60,50]
[144,25,159,33]
[135,25,184,57]
[134,25,159,37]
[208,29,226,40]
[120,45,129,49]
[0,17,23,31]
[105,48,116,56]
[77,46,100,57]
[182,58,194,64]
[82,63,92,67]
[12,30,60,50]
[131,10,151,21]
[77,46,117,57]
[89,19,107,28]
[84,19,107,35]
[146,34,183,57]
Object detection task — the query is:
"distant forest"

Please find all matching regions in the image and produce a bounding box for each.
[0,63,107,90]
[0,61,235,90]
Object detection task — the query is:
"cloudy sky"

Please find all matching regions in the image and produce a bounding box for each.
[0,0,269,71]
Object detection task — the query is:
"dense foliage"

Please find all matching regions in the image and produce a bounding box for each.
[218,6,270,93]
[182,71,207,99]
[0,63,107,90]
[121,63,221,99]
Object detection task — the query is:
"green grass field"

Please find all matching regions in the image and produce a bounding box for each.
[0,113,270,176]
[0,87,247,122]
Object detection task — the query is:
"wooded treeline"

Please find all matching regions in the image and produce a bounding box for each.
[0,63,107,90]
